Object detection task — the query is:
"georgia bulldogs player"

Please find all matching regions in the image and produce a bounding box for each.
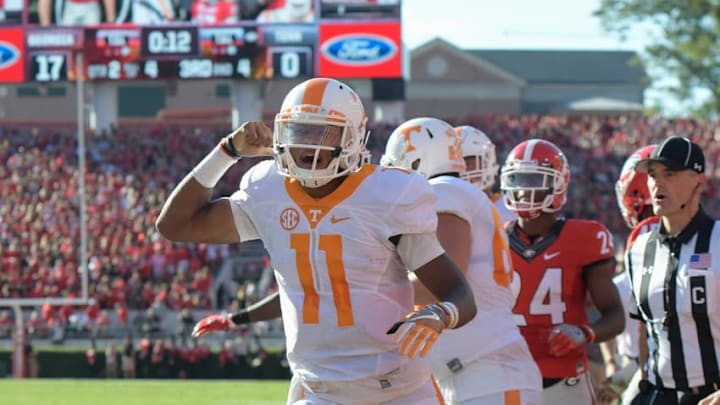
[501,139,625,405]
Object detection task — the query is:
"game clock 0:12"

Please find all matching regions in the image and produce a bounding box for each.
[140,27,199,58]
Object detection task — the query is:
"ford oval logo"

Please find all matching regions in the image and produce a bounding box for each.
[0,42,19,69]
[0,41,20,69]
[321,34,397,66]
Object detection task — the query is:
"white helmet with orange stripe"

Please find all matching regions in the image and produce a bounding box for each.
[456,125,498,191]
[274,78,368,188]
[380,117,465,179]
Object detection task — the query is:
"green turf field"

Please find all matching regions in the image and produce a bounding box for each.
[0,379,290,405]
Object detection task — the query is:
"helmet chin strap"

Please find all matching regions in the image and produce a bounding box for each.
[299,177,333,188]
[517,209,543,219]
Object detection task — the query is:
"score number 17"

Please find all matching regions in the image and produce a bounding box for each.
[33,54,66,82]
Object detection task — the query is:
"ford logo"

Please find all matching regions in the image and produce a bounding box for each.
[321,34,397,66]
[0,41,19,69]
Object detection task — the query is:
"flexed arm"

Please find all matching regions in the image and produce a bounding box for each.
[156,121,273,244]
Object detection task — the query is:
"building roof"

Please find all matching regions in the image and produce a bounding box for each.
[469,49,645,84]
[555,97,644,113]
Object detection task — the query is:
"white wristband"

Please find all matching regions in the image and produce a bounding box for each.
[191,145,238,188]
[439,301,459,329]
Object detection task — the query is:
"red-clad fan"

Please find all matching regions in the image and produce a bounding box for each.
[115,303,128,326]
[500,139,625,405]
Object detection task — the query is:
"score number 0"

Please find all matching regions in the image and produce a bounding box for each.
[271,48,310,79]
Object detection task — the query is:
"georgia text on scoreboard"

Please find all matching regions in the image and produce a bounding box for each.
[0,0,401,83]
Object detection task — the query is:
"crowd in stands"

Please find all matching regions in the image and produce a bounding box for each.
[0,114,719,342]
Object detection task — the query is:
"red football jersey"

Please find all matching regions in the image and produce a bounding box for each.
[625,216,659,251]
[508,218,615,378]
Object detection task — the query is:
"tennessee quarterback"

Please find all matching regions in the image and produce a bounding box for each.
[157,77,476,404]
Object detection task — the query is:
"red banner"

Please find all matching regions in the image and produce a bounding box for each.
[0,28,25,82]
[318,21,401,78]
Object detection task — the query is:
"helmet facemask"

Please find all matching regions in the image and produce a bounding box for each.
[457,126,498,191]
[462,150,498,191]
[500,161,567,218]
[615,145,655,229]
[274,109,364,188]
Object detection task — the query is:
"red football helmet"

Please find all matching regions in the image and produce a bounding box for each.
[500,139,570,218]
[615,145,656,229]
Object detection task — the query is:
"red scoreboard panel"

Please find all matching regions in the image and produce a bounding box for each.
[0,0,402,83]
[0,27,24,82]
[318,21,401,78]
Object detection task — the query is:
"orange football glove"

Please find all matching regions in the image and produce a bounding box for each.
[547,323,595,357]
[192,314,232,337]
[386,304,451,359]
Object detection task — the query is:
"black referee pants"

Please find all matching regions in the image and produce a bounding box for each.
[630,382,718,405]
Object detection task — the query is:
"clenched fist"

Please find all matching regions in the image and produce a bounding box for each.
[547,323,595,357]
[224,121,274,158]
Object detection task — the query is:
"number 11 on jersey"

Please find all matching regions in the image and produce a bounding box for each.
[291,233,354,327]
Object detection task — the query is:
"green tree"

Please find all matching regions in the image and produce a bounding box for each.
[595,0,720,117]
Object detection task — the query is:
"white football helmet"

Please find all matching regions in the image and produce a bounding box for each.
[274,78,368,188]
[380,117,465,179]
[456,125,498,191]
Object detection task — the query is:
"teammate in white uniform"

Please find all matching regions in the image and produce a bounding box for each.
[455,125,516,224]
[158,78,476,404]
[381,117,542,405]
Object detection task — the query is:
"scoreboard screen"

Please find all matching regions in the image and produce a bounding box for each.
[81,24,313,81]
[0,0,401,83]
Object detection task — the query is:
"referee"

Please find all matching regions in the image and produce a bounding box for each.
[626,136,720,405]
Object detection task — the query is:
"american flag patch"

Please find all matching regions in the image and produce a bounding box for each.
[690,253,712,268]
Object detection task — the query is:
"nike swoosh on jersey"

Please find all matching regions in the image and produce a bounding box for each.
[330,216,351,224]
[543,251,560,260]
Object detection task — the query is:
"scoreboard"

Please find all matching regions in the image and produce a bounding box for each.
[0,1,401,83]
[82,24,314,81]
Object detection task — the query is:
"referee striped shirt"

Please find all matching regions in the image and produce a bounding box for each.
[626,209,720,390]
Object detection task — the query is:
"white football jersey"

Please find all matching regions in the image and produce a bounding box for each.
[229,161,436,382]
[428,176,540,394]
[490,192,517,224]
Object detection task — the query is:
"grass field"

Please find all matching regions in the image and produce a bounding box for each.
[1,379,290,405]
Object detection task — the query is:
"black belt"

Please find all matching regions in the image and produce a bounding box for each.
[652,381,720,396]
[675,381,719,396]
[543,378,563,388]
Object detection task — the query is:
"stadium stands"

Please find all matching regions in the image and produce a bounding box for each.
[0,114,718,344]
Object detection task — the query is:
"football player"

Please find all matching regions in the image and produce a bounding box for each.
[381,117,543,405]
[500,138,625,404]
[157,77,476,404]
[456,125,516,224]
[597,144,658,405]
